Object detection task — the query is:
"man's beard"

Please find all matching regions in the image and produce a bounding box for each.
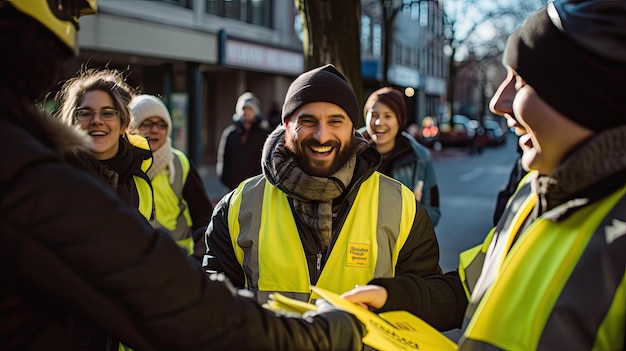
[286,135,360,177]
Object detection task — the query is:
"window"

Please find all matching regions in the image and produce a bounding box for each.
[372,23,382,57]
[206,0,272,27]
[361,16,371,53]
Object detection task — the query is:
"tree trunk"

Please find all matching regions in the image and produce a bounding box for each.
[295,0,365,127]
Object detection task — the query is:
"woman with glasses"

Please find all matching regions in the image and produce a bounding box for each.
[129,94,213,259]
[56,68,155,221]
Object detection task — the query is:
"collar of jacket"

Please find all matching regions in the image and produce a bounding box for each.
[537,125,626,218]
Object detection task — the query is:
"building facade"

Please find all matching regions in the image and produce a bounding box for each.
[67,0,447,167]
[361,0,447,126]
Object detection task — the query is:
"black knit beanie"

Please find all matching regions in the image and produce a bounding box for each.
[281,64,359,126]
[504,2,626,132]
[363,87,407,128]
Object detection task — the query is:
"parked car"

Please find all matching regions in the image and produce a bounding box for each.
[437,114,486,154]
[410,116,439,148]
[483,119,507,146]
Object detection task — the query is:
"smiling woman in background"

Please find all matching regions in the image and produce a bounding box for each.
[359,87,441,226]
[56,68,155,221]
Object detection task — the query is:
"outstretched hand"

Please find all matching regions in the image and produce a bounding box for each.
[340,285,388,310]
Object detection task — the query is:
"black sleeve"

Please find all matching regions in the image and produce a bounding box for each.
[216,126,237,190]
[368,203,467,331]
[3,124,364,350]
[204,191,247,288]
[182,163,213,233]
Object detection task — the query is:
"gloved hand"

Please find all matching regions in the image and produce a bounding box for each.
[208,272,255,299]
[302,299,366,351]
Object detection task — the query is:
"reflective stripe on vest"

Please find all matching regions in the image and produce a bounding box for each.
[152,149,192,245]
[459,184,626,350]
[459,175,534,303]
[227,172,415,303]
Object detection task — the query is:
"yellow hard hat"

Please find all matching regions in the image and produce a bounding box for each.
[7,0,97,53]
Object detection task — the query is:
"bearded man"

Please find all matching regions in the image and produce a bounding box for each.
[205,64,466,332]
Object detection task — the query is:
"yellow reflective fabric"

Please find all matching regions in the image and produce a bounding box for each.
[228,178,252,284]
[151,173,179,229]
[593,273,625,350]
[227,173,413,300]
[151,151,192,232]
[134,175,153,221]
[312,174,413,299]
[256,182,311,294]
[127,134,154,221]
[175,237,194,256]
[464,188,624,350]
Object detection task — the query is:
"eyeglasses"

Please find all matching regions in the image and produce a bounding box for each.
[74,108,119,121]
[139,120,168,130]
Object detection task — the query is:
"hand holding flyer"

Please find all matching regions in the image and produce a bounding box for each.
[264,286,457,351]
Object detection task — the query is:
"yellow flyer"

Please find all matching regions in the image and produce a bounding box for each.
[310,286,457,351]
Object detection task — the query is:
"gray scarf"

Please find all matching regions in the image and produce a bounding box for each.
[262,126,367,248]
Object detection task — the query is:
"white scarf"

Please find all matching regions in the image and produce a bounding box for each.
[147,137,174,181]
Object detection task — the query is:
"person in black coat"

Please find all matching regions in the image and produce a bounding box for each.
[0,1,363,350]
[216,92,270,190]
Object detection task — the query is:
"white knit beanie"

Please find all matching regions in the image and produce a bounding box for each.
[235,92,262,118]
[129,94,173,137]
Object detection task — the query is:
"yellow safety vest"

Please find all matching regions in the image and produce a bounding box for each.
[151,149,194,254]
[127,134,154,221]
[227,172,416,303]
[459,172,626,350]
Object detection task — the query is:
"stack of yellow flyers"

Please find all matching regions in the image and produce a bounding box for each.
[263,291,317,317]
[263,286,457,351]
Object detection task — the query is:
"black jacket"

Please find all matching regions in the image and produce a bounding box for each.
[216,119,269,190]
[207,142,466,331]
[0,105,362,350]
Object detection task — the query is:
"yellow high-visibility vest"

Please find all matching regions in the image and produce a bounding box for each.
[459,172,626,350]
[127,134,153,221]
[150,149,194,254]
[227,172,416,303]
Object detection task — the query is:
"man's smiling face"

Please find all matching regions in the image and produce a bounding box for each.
[285,101,357,177]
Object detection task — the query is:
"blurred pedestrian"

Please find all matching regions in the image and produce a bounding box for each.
[130,94,213,258]
[205,64,464,331]
[360,87,441,226]
[216,92,269,190]
[343,1,626,348]
[0,1,363,349]
[56,68,155,222]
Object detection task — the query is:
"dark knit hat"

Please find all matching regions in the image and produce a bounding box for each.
[282,64,359,126]
[363,87,407,128]
[504,1,626,132]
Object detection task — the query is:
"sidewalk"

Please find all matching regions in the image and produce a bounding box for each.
[198,164,229,205]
